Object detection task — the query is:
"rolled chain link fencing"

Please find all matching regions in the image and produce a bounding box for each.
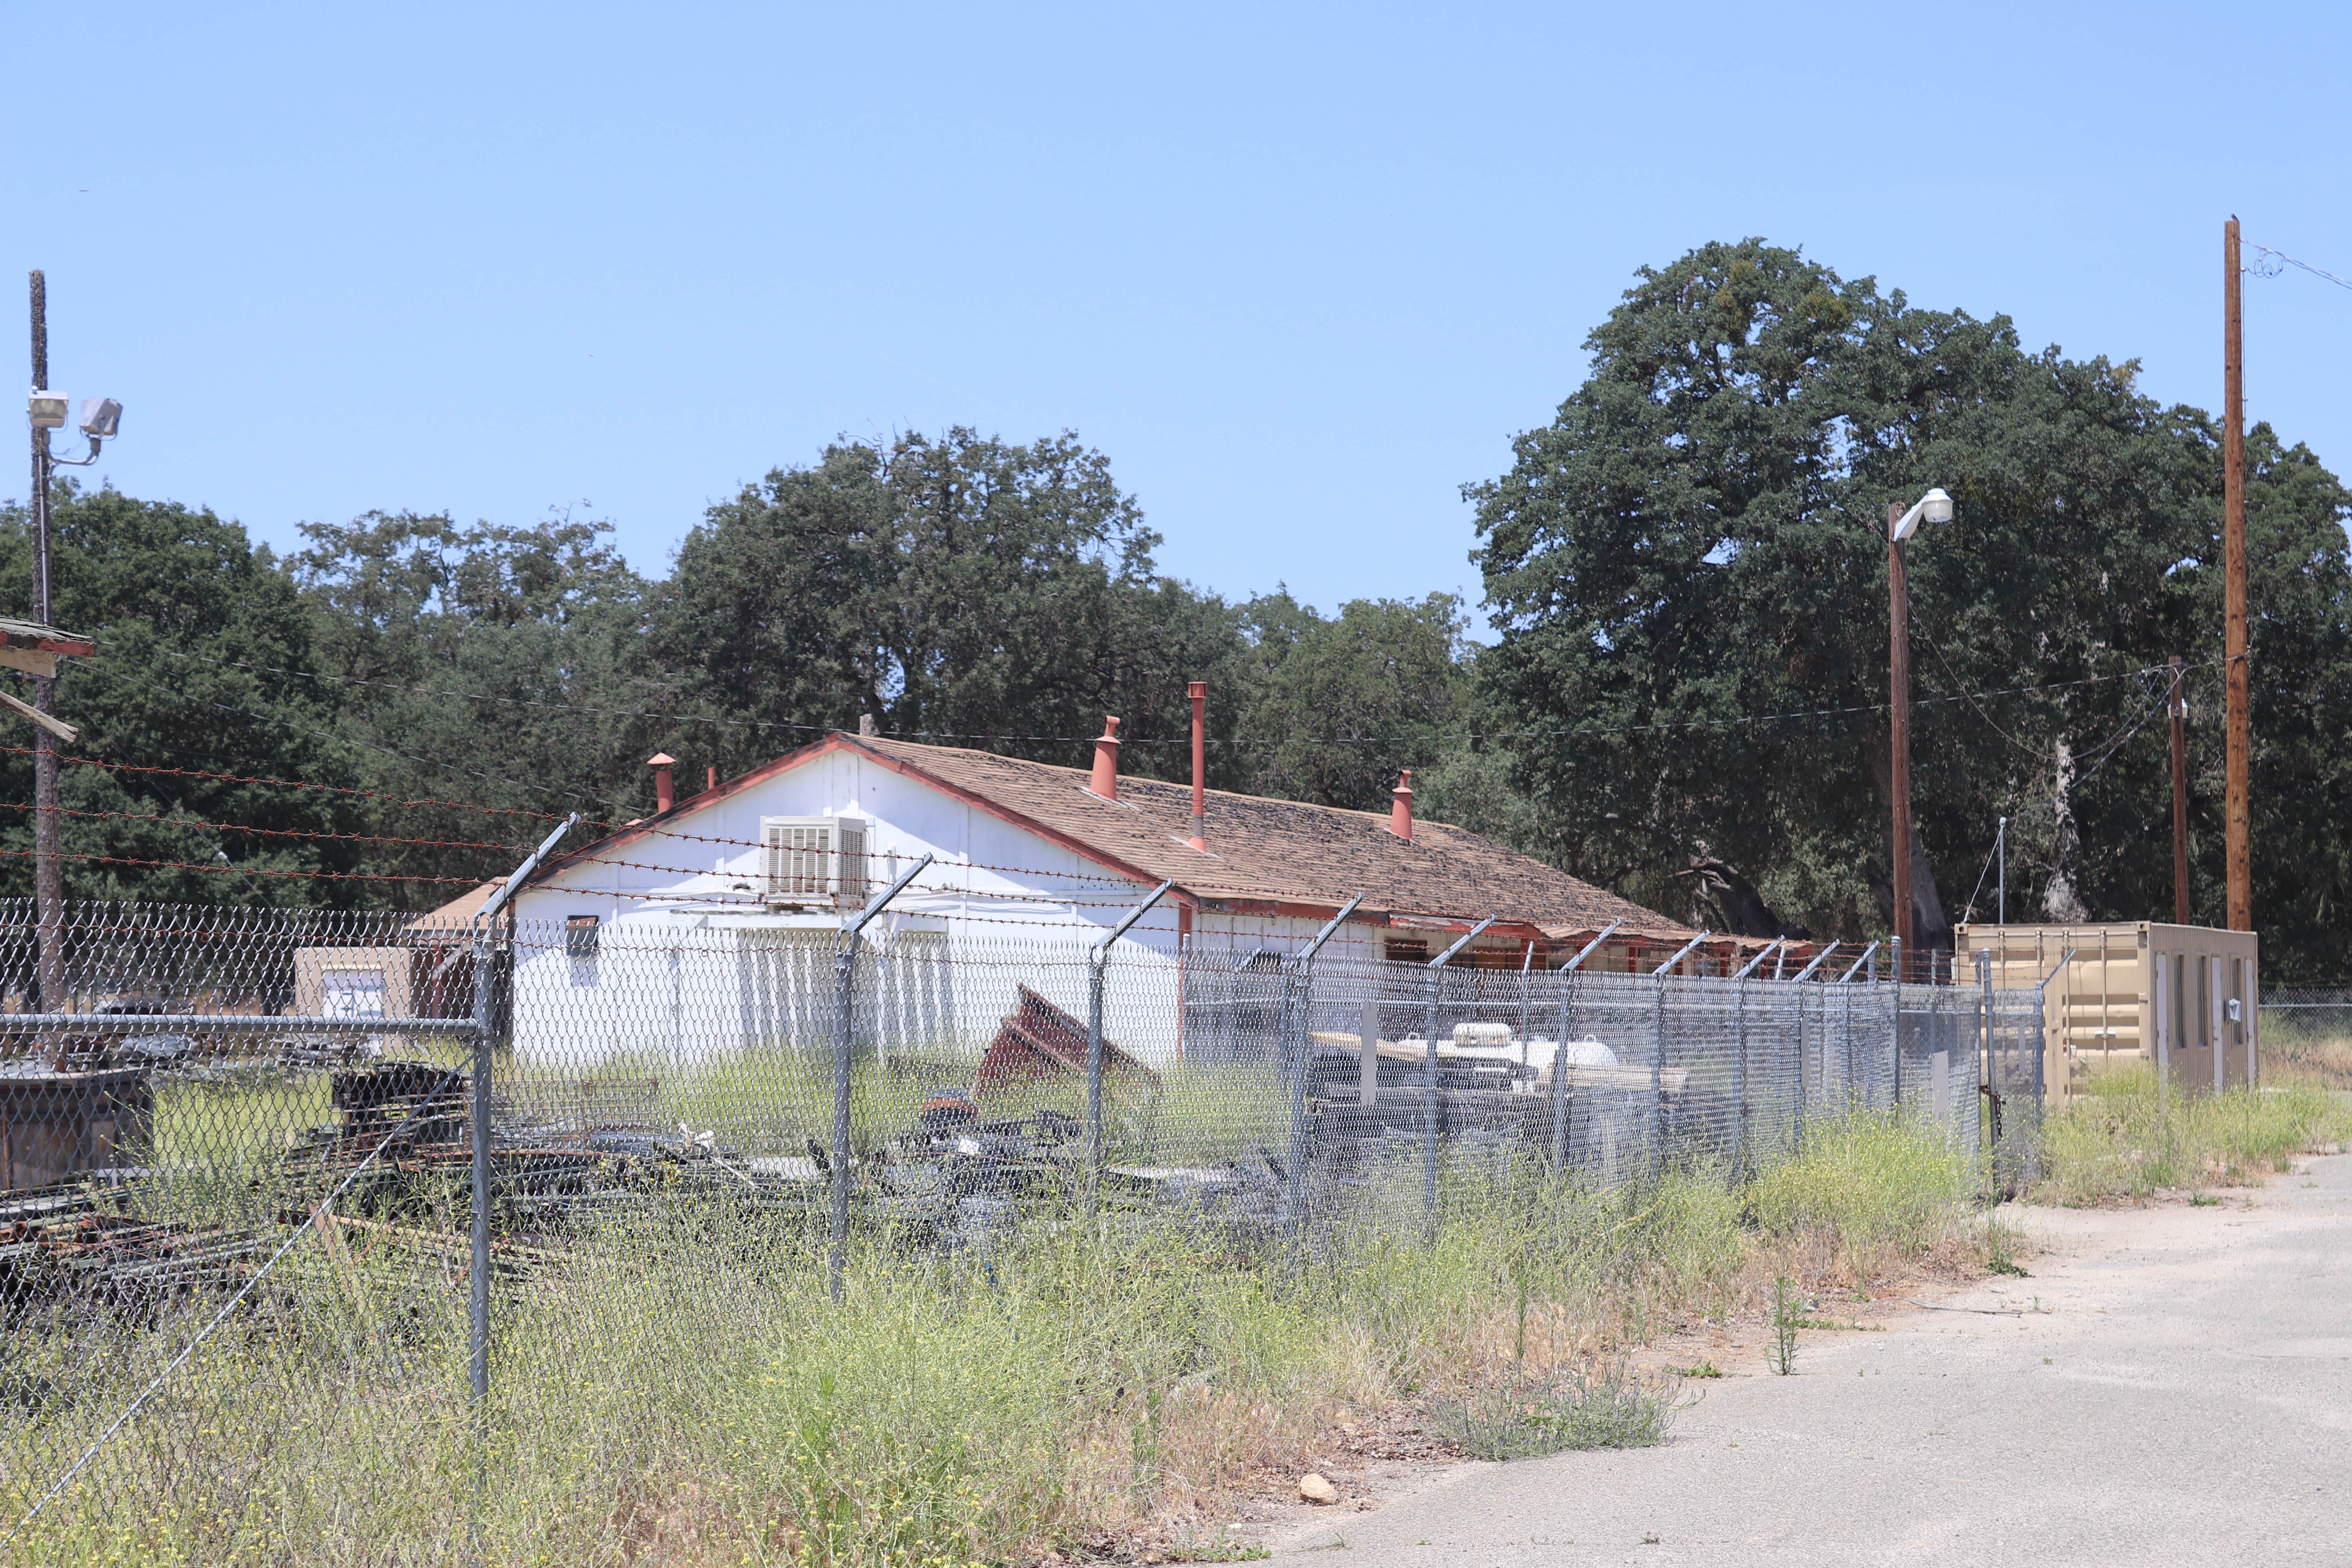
[0,900,2045,1561]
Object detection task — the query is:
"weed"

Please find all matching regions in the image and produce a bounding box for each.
[1429,1360,1680,1459]
[2189,1193,2222,1207]
[1769,1276,1798,1376]
[2038,1068,2351,1204]
[1681,1361,1723,1379]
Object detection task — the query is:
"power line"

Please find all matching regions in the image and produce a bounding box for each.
[0,846,485,885]
[0,800,530,855]
[2248,241,2352,293]
[0,744,583,825]
[110,642,2218,752]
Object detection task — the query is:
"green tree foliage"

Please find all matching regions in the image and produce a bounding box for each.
[0,483,362,904]
[650,428,1257,789]
[1232,590,1468,809]
[1471,238,2352,975]
[289,510,656,894]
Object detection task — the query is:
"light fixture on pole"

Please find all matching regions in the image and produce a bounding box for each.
[1887,487,1953,981]
[27,270,124,1014]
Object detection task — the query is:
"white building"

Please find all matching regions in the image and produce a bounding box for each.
[477,728,1689,1071]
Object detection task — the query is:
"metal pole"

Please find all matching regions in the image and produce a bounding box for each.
[1649,973,1665,1178]
[830,937,854,1297]
[1423,918,1494,1238]
[2223,218,2252,933]
[1733,962,1748,1179]
[1890,934,1904,1106]
[1285,895,1362,1238]
[463,811,575,1537]
[1423,964,1441,1236]
[830,851,936,1299]
[2169,657,2190,924]
[1087,880,1174,1218]
[1889,501,1915,964]
[1997,816,2008,926]
[27,272,61,1016]
[1548,921,1619,1175]
[1086,951,1108,1217]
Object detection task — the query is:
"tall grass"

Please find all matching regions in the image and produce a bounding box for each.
[2038,1064,2351,1205]
[3,1110,1989,1567]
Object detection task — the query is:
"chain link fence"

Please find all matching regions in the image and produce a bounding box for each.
[2257,982,2352,1087]
[0,899,2046,1562]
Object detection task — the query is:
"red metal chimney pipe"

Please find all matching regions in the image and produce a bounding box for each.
[1187,682,1207,849]
[1390,769,1414,841]
[706,764,718,796]
[1088,717,1122,801]
[648,752,676,814]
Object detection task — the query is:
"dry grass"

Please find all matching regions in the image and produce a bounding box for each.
[2037,1064,2351,1206]
[2,1113,2000,1567]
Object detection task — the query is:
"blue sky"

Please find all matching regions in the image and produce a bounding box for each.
[6,2,2349,631]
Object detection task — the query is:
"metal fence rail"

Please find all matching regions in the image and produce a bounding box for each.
[0,898,2045,1562]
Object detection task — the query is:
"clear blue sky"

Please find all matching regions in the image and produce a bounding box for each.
[7,2,2348,630]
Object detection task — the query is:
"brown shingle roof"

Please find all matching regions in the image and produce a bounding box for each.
[853,735,1684,937]
[532,732,1689,939]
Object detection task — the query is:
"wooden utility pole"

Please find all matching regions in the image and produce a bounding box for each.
[2169,655,2190,924]
[27,272,62,1009]
[1888,500,1913,978]
[2223,219,2252,931]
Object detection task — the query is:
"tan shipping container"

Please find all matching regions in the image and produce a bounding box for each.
[1952,922,2258,1105]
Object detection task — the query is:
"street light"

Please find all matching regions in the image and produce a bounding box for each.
[1887,487,1952,982]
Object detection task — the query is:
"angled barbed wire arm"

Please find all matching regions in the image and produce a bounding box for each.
[1836,941,1879,984]
[1421,917,1495,1238]
[1788,941,1840,984]
[1733,938,1786,982]
[1285,895,1363,1235]
[1650,931,1710,977]
[1089,879,1175,1218]
[831,852,937,1298]
[1551,920,1621,1175]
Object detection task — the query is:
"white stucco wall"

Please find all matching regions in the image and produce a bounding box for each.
[500,746,1327,1070]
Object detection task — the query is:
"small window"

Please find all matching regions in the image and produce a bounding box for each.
[566,915,600,960]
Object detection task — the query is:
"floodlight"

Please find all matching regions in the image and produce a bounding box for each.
[27,390,67,430]
[78,397,121,439]
[1889,487,1955,541]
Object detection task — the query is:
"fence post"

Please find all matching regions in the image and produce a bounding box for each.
[830,853,937,1301]
[1285,895,1367,1239]
[1646,933,1707,1179]
[461,813,578,1542]
[1423,918,1495,1240]
[829,936,855,1299]
[1890,935,1904,1106]
[1088,881,1174,1223]
[1086,947,1107,1218]
[468,927,494,1408]
[1728,940,1783,1182]
[1422,964,1441,1237]
[1548,923,1622,1177]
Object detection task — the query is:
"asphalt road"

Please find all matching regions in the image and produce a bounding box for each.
[1276,1148,2352,1567]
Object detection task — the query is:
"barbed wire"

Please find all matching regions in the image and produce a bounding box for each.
[0,847,485,886]
[0,799,533,855]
